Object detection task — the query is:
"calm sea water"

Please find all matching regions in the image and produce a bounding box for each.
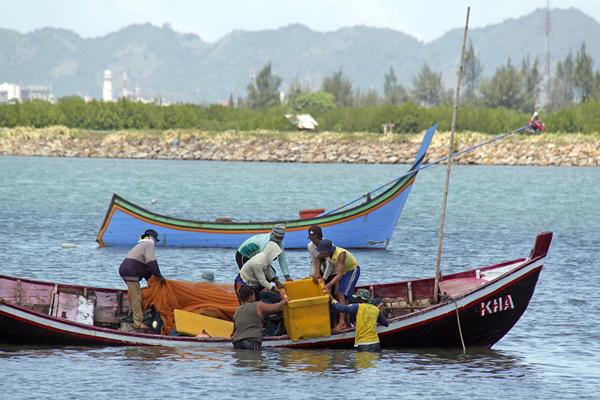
[0,156,598,399]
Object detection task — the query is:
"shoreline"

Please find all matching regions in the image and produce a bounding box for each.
[1,127,599,167]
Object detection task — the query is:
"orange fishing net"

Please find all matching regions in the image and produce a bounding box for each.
[142,277,239,335]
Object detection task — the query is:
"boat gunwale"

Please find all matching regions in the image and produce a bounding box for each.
[0,253,544,347]
[102,171,415,232]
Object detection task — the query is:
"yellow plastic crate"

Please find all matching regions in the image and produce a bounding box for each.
[174,309,233,338]
[283,278,325,300]
[283,295,331,341]
[282,279,331,341]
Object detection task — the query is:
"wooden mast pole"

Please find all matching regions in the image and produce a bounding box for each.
[433,7,470,304]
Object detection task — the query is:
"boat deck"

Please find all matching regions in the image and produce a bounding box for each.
[438,262,525,298]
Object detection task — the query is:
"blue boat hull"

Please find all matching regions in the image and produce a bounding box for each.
[97,125,438,249]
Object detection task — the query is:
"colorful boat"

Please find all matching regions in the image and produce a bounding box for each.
[0,232,552,349]
[96,124,438,249]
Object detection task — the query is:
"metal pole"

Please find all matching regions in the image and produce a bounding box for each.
[433,7,470,304]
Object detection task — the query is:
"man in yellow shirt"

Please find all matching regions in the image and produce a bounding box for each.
[331,288,389,351]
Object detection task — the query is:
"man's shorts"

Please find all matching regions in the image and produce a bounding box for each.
[335,266,361,298]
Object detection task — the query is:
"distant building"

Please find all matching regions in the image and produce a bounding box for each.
[20,85,52,101]
[284,114,318,130]
[102,69,113,101]
[0,82,53,103]
[0,82,21,103]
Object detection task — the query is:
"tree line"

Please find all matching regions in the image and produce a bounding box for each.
[1,96,599,134]
[1,41,600,134]
[243,41,600,114]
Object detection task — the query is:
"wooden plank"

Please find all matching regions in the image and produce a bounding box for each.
[48,284,58,315]
[16,280,22,306]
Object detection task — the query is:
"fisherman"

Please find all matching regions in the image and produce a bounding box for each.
[118,229,166,331]
[232,286,288,350]
[527,111,545,133]
[331,288,389,352]
[317,239,360,332]
[307,224,336,283]
[234,240,287,303]
[236,224,292,281]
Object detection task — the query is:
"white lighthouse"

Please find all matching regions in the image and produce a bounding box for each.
[102,69,113,102]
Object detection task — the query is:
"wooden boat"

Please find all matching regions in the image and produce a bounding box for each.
[96,124,438,249]
[0,232,552,349]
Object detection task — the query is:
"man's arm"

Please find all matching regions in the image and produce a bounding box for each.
[311,257,322,281]
[144,243,165,283]
[255,265,276,291]
[277,251,291,281]
[377,312,389,327]
[256,298,287,319]
[325,252,346,290]
[331,301,359,317]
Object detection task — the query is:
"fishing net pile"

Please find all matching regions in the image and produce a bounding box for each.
[142,277,239,335]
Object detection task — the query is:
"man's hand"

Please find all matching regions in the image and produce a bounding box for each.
[159,277,167,285]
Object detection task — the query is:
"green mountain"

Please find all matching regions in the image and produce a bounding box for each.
[1,8,599,103]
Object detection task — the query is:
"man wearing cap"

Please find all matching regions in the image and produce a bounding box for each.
[235,224,292,281]
[307,224,335,282]
[331,288,389,351]
[234,241,286,303]
[317,239,361,332]
[118,229,166,331]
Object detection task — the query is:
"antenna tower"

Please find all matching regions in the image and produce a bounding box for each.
[544,0,551,78]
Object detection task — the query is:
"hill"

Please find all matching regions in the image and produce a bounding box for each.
[1,8,599,103]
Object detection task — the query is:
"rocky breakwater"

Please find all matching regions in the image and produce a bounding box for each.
[1,127,599,167]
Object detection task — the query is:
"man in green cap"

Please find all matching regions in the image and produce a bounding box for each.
[331,288,388,351]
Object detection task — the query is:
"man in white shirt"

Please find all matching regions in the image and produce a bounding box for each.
[234,241,285,303]
[307,225,335,282]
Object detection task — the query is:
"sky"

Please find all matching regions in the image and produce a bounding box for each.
[1,0,599,42]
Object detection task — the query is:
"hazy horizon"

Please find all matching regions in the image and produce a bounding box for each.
[1,0,599,43]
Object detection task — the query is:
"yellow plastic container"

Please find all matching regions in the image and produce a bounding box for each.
[174,309,233,338]
[283,278,325,300]
[283,278,331,341]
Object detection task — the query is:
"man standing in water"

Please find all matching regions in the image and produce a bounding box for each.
[331,288,388,352]
[118,229,166,331]
[232,286,287,350]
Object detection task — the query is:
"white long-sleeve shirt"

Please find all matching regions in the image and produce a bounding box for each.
[240,241,282,290]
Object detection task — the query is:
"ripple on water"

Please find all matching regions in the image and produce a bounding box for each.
[1,159,599,399]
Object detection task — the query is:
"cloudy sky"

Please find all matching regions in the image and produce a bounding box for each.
[2,0,599,42]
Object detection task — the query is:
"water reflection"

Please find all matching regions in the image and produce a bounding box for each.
[390,347,534,379]
[231,348,269,372]
[353,351,381,370]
